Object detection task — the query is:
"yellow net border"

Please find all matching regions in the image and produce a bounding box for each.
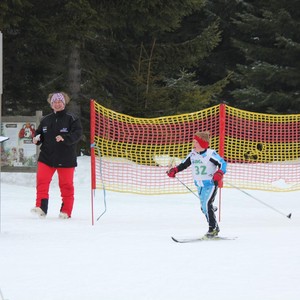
[91,101,300,193]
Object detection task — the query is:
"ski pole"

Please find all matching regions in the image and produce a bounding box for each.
[176,176,221,219]
[175,177,200,200]
[227,182,292,219]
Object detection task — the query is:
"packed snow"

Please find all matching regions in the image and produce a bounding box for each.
[0,156,299,300]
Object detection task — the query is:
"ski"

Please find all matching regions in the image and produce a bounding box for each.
[171,236,236,243]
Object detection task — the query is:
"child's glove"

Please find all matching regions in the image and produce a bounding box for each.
[213,169,224,187]
[167,167,178,178]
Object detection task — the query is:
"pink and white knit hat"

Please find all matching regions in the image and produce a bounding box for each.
[47,92,70,105]
[50,93,65,104]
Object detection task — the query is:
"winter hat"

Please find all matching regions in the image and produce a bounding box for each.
[193,131,210,149]
[47,92,70,105]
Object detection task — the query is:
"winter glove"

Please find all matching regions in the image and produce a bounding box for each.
[32,134,41,144]
[167,167,178,178]
[213,169,224,188]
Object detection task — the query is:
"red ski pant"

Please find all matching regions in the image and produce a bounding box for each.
[36,162,75,216]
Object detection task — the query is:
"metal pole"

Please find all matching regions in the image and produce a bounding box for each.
[0,31,2,95]
[0,31,3,233]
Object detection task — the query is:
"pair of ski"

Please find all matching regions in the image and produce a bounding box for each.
[171,235,236,243]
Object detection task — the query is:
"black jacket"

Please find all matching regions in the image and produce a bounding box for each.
[35,109,83,167]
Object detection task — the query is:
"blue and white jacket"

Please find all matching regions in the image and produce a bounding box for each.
[176,148,227,187]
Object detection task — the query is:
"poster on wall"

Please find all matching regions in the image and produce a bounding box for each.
[1,122,37,167]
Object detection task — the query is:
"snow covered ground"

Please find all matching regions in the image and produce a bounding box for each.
[0,156,299,300]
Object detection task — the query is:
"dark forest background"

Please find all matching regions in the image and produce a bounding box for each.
[1,0,299,151]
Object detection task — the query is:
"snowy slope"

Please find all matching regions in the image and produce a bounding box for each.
[0,156,299,300]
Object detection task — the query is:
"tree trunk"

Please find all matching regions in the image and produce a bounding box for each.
[68,43,81,117]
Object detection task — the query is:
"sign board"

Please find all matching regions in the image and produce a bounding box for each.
[1,112,42,172]
[1,121,37,168]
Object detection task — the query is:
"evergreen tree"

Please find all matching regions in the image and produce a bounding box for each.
[191,0,245,104]
[230,0,300,113]
[116,0,226,116]
[0,0,51,115]
[1,0,234,154]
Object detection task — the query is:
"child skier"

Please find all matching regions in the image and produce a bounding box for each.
[167,131,227,237]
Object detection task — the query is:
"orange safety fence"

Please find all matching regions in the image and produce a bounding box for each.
[90,100,300,194]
